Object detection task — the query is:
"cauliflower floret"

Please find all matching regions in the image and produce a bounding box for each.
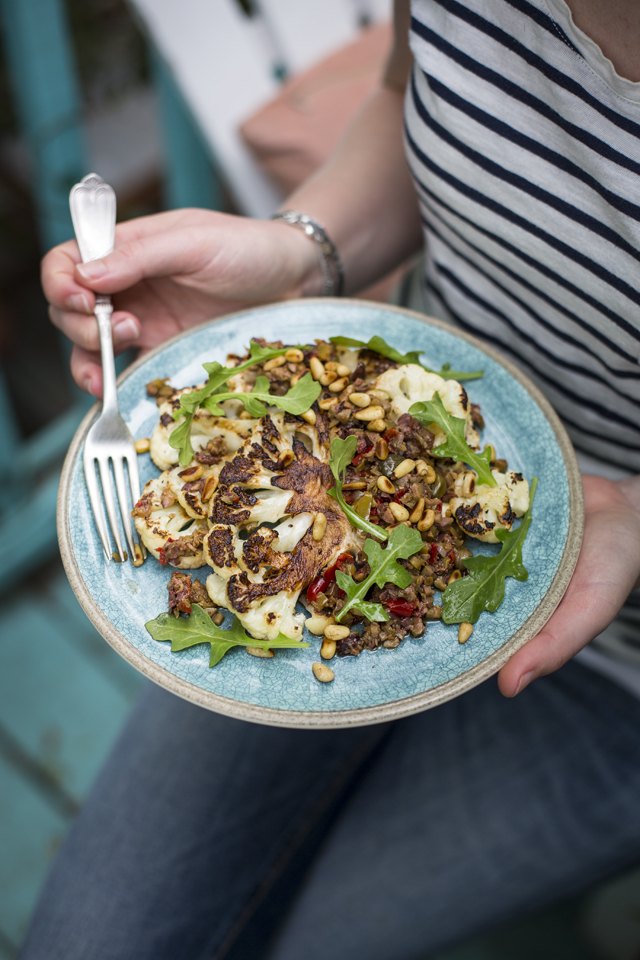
[374,364,479,449]
[203,414,363,640]
[132,475,208,567]
[450,470,530,543]
[150,403,258,471]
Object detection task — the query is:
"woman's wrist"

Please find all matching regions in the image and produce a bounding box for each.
[267,218,331,299]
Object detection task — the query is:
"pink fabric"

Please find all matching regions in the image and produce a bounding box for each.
[240,22,392,195]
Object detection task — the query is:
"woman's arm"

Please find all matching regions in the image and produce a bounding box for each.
[42,0,420,395]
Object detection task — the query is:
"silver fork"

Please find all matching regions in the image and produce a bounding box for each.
[70,173,144,565]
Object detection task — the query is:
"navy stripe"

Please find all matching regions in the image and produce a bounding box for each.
[424,216,640,409]
[418,200,640,378]
[425,279,639,462]
[423,71,640,224]
[410,72,640,267]
[408,152,640,363]
[424,279,640,455]
[433,261,640,434]
[410,16,640,176]
[405,121,640,333]
[501,0,580,53]
[419,0,640,139]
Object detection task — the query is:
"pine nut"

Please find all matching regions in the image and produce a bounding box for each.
[354,405,385,421]
[342,481,367,490]
[329,377,348,393]
[389,502,410,522]
[368,419,386,432]
[415,460,428,475]
[132,542,145,566]
[275,450,295,470]
[310,356,325,380]
[349,392,371,408]
[263,355,286,372]
[325,361,338,371]
[239,409,254,419]
[312,512,327,541]
[306,616,331,637]
[375,438,388,459]
[377,476,395,494]
[202,474,219,501]
[418,508,436,532]
[312,662,335,682]
[134,437,150,454]
[319,371,337,386]
[318,396,339,410]
[449,569,462,582]
[324,623,350,641]
[285,348,304,363]
[425,465,437,483]
[301,409,316,425]
[247,647,275,658]
[179,464,204,482]
[409,498,425,523]
[336,364,351,378]
[394,459,416,479]
[454,472,476,497]
[320,639,336,660]
[290,371,305,386]
[484,443,496,461]
[368,389,389,400]
[458,622,473,644]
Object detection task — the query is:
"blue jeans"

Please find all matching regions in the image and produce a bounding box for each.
[19,661,640,960]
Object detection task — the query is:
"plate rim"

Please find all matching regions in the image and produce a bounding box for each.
[57,298,584,729]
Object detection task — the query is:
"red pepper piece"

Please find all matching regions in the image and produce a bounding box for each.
[352,442,373,467]
[157,538,174,567]
[383,428,397,442]
[385,598,417,618]
[449,551,456,563]
[429,543,438,564]
[306,553,353,604]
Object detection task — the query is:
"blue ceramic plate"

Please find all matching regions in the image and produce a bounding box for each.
[58,300,583,728]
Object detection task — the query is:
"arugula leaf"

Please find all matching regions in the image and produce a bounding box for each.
[327,435,387,541]
[146,603,309,667]
[335,524,423,622]
[442,476,538,624]
[329,335,483,381]
[409,393,496,487]
[201,372,321,418]
[168,340,297,465]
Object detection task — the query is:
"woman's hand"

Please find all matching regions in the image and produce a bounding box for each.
[498,474,640,696]
[42,208,315,397]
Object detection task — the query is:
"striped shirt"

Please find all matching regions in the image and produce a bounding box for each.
[405,0,640,472]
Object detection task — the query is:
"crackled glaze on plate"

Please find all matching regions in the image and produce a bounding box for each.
[58,300,583,728]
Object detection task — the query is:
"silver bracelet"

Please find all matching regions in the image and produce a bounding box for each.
[271,211,344,297]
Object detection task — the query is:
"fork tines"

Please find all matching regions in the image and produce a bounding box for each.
[84,447,144,564]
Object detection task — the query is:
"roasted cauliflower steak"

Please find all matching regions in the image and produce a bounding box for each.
[374,364,480,449]
[149,384,258,471]
[450,470,530,543]
[203,413,363,641]
[132,475,209,568]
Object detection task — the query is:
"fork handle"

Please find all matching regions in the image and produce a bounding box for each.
[95,296,118,412]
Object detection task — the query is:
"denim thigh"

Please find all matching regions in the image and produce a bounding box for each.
[267,662,640,960]
[18,684,384,960]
